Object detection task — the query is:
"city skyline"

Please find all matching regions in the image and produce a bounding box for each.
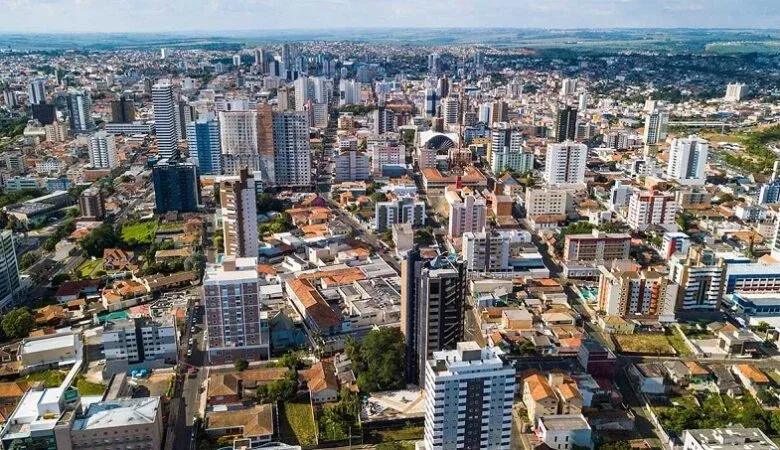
[2,0,780,33]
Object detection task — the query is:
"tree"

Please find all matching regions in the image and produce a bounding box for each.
[352,327,405,393]
[416,227,435,246]
[51,273,70,286]
[80,223,120,258]
[234,359,248,372]
[2,309,35,340]
[755,321,771,334]
[279,351,304,370]
[370,192,387,203]
[20,253,37,271]
[596,442,631,450]
[256,194,285,213]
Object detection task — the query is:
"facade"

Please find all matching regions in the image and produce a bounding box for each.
[445,186,487,238]
[272,111,311,187]
[424,89,438,118]
[67,91,95,133]
[643,109,669,145]
[537,415,593,450]
[724,83,747,102]
[596,266,678,320]
[563,230,631,263]
[0,231,20,311]
[374,197,425,232]
[88,131,118,169]
[110,96,136,123]
[339,79,361,106]
[462,229,533,273]
[371,145,404,173]
[19,332,82,373]
[626,188,677,232]
[544,141,587,185]
[401,252,466,386]
[669,247,726,311]
[203,257,270,364]
[151,82,179,160]
[102,316,177,364]
[152,159,201,213]
[555,106,577,142]
[667,135,708,186]
[662,232,691,260]
[219,110,261,176]
[525,188,569,218]
[220,168,259,258]
[490,125,533,174]
[27,78,45,105]
[187,119,222,175]
[422,342,514,450]
[441,97,459,127]
[334,150,370,182]
[79,188,105,220]
[372,107,396,135]
[69,397,163,450]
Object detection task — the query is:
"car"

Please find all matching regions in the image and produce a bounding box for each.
[186,348,192,357]
[191,326,196,333]
[188,338,194,346]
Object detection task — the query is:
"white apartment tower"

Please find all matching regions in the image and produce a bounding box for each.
[272,111,311,187]
[88,131,119,169]
[219,110,259,175]
[643,109,669,146]
[667,135,708,186]
[422,342,514,450]
[626,188,677,232]
[27,78,45,105]
[725,83,747,102]
[151,82,179,160]
[441,97,460,128]
[560,78,577,97]
[543,141,587,185]
[339,79,361,106]
[445,186,487,238]
[219,168,259,259]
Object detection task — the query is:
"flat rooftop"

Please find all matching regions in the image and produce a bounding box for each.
[539,414,590,431]
[21,333,77,355]
[71,397,160,431]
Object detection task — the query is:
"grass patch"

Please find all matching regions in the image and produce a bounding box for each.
[121,221,158,245]
[76,375,105,396]
[76,258,104,278]
[667,328,693,357]
[157,222,184,232]
[366,426,424,444]
[24,369,66,387]
[614,333,676,355]
[279,402,317,446]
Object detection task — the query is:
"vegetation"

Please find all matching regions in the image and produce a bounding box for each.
[121,221,158,246]
[20,253,37,271]
[657,393,780,437]
[76,375,105,395]
[51,273,71,286]
[234,359,248,371]
[366,426,424,445]
[256,193,286,214]
[0,189,42,209]
[255,370,298,403]
[722,125,780,174]
[0,116,28,141]
[318,388,361,441]
[258,213,293,236]
[415,227,435,246]
[554,221,596,255]
[2,308,35,340]
[278,402,317,446]
[76,258,104,279]
[339,105,377,115]
[81,223,121,258]
[346,327,406,393]
[44,218,75,252]
[23,369,66,388]
[613,333,676,355]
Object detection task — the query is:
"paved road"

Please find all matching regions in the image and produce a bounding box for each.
[330,204,402,274]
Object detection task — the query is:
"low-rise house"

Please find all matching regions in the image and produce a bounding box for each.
[55,280,100,304]
[629,363,666,395]
[34,305,68,328]
[299,361,339,404]
[733,364,770,396]
[536,414,593,450]
[718,330,762,357]
[711,365,744,397]
[523,372,583,423]
[599,315,635,334]
[502,309,534,330]
[103,248,137,272]
[206,373,243,406]
[664,361,712,386]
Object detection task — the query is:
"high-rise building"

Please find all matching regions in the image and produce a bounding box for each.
[667,135,708,186]
[424,88,438,118]
[0,231,20,311]
[151,82,179,160]
[490,99,508,124]
[110,96,135,123]
[272,111,311,187]
[374,196,425,232]
[66,91,95,133]
[445,185,487,238]
[27,78,46,105]
[334,150,370,182]
[441,97,459,128]
[437,75,450,98]
[103,316,177,365]
[560,78,577,97]
[79,187,105,220]
[643,109,669,145]
[186,118,222,175]
[422,342,514,450]
[372,107,396,135]
[490,125,532,174]
[401,252,466,386]
[219,110,259,175]
[219,168,259,258]
[669,247,726,311]
[339,79,361,106]
[544,141,587,185]
[462,229,532,273]
[276,85,293,111]
[256,103,276,185]
[626,188,677,232]
[662,232,691,260]
[555,106,577,142]
[597,266,678,319]
[427,53,440,74]
[31,103,56,125]
[578,92,588,111]
[371,144,404,174]
[176,101,194,139]
[202,257,270,364]
[88,131,118,169]
[725,83,747,102]
[152,159,200,213]
[2,89,17,109]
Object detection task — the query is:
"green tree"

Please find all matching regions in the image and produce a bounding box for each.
[51,273,70,286]
[352,327,405,393]
[370,192,387,203]
[234,359,249,371]
[2,309,35,340]
[20,253,37,270]
[80,223,120,258]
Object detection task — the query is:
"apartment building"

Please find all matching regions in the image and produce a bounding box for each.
[626,188,677,232]
[596,266,678,320]
[563,230,631,263]
[445,185,487,238]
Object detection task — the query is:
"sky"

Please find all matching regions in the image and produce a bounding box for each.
[1,0,780,33]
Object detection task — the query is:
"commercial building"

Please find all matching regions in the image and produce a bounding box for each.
[202,257,270,364]
[667,135,708,186]
[421,342,514,450]
[151,82,179,160]
[374,196,425,232]
[563,230,631,263]
[537,415,593,450]
[626,188,677,232]
[544,141,587,185]
[669,247,726,311]
[220,168,259,258]
[78,187,105,220]
[67,91,95,133]
[0,231,20,311]
[152,159,201,213]
[555,106,577,142]
[69,397,163,450]
[596,267,678,320]
[445,186,487,238]
[401,252,466,386]
[643,109,669,145]
[88,131,118,169]
[19,331,83,373]
[187,118,222,175]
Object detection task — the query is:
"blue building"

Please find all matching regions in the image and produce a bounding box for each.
[186,119,222,175]
[464,123,489,144]
[757,178,780,205]
[152,159,200,213]
[45,177,73,192]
